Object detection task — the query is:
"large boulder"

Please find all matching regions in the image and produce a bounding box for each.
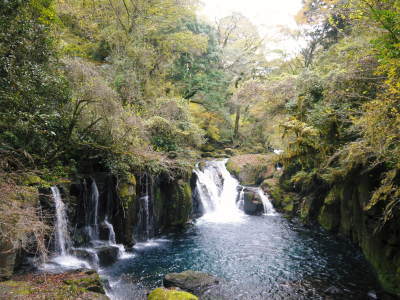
[163,270,220,296]
[94,246,119,266]
[148,288,198,300]
[226,154,277,186]
[72,248,99,267]
[243,190,264,216]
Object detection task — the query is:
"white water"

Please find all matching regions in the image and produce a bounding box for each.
[90,180,100,240]
[51,186,71,256]
[257,188,277,216]
[237,187,244,210]
[42,187,90,272]
[194,159,244,223]
[104,218,117,244]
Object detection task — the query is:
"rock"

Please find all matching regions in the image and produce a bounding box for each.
[324,286,342,295]
[243,191,264,216]
[72,248,99,266]
[148,288,198,300]
[226,154,276,185]
[163,270,220,296]
[224,148,235,156]
[0,249,16,282]
[94,246,119,266]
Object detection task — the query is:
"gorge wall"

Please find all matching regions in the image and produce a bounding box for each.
[264,167,400,297]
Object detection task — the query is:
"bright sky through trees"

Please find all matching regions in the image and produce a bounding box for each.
[200,0,303,53]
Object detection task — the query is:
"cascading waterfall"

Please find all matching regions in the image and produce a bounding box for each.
[51,186,71,256]
[257,188,277,216]
[194,159,244,222]
[86,179,100,242]
[104,218,117,245]
[135,174,154,241]
[237,187,244,210]
[42,187,90,272]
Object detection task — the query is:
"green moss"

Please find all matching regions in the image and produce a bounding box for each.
[22,174,44,185]
[148,288,198,300]
[0,280,34,296]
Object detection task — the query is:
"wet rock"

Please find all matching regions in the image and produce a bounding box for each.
[95,246,119,266]
[148,287,198,300]
[243,191,264,216]
[163,270,220,296]
[324,286,342,295]
[72,248,99,266]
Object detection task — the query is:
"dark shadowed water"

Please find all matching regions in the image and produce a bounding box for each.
[102,214,379,300]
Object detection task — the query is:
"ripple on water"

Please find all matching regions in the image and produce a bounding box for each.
[103,215,380,300]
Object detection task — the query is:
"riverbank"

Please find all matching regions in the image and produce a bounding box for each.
[0,269,107,299]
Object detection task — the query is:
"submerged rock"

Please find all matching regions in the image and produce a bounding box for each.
[148,288,198,300]
[163,270,220,296]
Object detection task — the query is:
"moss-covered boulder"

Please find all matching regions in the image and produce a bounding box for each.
[227,154,277,186]
[163,270,220,296]
[148,288,198,300]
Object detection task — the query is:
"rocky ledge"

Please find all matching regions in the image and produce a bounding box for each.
[163,270,220,296]
[0,269,108,299]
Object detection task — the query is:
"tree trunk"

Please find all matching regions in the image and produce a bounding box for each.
[234,105,241,140]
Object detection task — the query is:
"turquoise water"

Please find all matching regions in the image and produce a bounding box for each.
[103,214,379,299]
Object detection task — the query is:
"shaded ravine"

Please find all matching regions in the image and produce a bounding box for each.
[102,160,380,300]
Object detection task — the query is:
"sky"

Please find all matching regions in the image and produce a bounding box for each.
[199,0,304,54]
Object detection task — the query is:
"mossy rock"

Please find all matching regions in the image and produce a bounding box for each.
[148,288,198,300]
[22,174,44,186]
[227,154,276,185]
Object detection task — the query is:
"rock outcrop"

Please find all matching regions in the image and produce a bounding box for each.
[226,154,279,186]
[163,270,220,296]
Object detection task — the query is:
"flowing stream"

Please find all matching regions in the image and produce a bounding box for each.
[103,160,379,299]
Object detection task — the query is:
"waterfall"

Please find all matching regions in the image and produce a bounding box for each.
[104,218,116,245]
[134,174,154,241]
[194,159,244,222]
[51,186,71,256]
[86,179,100,241]
[257,188,277,216]
[237,187,244,210]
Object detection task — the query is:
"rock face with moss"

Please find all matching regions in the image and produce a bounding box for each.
[0,269,108,299]
[226,154,277,186]
[275,169,400,297]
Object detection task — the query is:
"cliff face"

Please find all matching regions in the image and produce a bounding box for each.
[0,168,195,280]
[62,170,195,248]
[266,169,400,296]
